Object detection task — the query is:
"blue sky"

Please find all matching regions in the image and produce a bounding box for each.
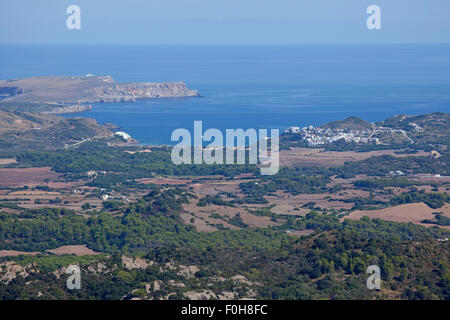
[1,0,449,44]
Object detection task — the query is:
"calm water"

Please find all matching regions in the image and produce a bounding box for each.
[1,44,450,145]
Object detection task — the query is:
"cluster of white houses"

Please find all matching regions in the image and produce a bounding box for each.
[284,125,379,147]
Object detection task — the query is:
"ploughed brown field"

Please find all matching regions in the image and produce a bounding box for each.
[181,198,282,233]
[0,147,447,236]
[46,245,99,256]
[0,250,40,257]
[343,202,450,230]
[0,245,99,257]
[279,147,430,167]
[0,167,60,187]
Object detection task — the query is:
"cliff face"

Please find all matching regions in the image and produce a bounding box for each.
[92,81,200,103]
[42,104,92,114]
[0,76,200,104]
[0,75,200,152]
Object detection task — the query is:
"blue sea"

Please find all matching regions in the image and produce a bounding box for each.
[1,44,450,145]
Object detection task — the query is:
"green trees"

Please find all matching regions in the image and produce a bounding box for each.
[0,188,293,254]
[353,178,420,190]
[102,200,123,211]
[16,144,257,189]
[239,170,330,197]
[390,191,449,209]
[0,211,448,300]
[421,213,450,226]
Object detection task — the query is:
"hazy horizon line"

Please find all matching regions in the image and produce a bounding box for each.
[1,42,450,46]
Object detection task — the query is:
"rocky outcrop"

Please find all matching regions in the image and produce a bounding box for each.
[0,76,200,104]
[91,82,200,103]
[121,255,154,270]
[183,290,218,300]
[0,261,38,284]
[42,104,92,114]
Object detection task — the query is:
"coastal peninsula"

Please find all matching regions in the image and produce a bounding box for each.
[0,74,200,154]
[0,75,200,104]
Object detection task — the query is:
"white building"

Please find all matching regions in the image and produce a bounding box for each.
[285,126,300,134]
[115,131,132,141]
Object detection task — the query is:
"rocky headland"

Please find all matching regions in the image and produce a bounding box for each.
[41,104,92,114]
[0,75,200,105]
